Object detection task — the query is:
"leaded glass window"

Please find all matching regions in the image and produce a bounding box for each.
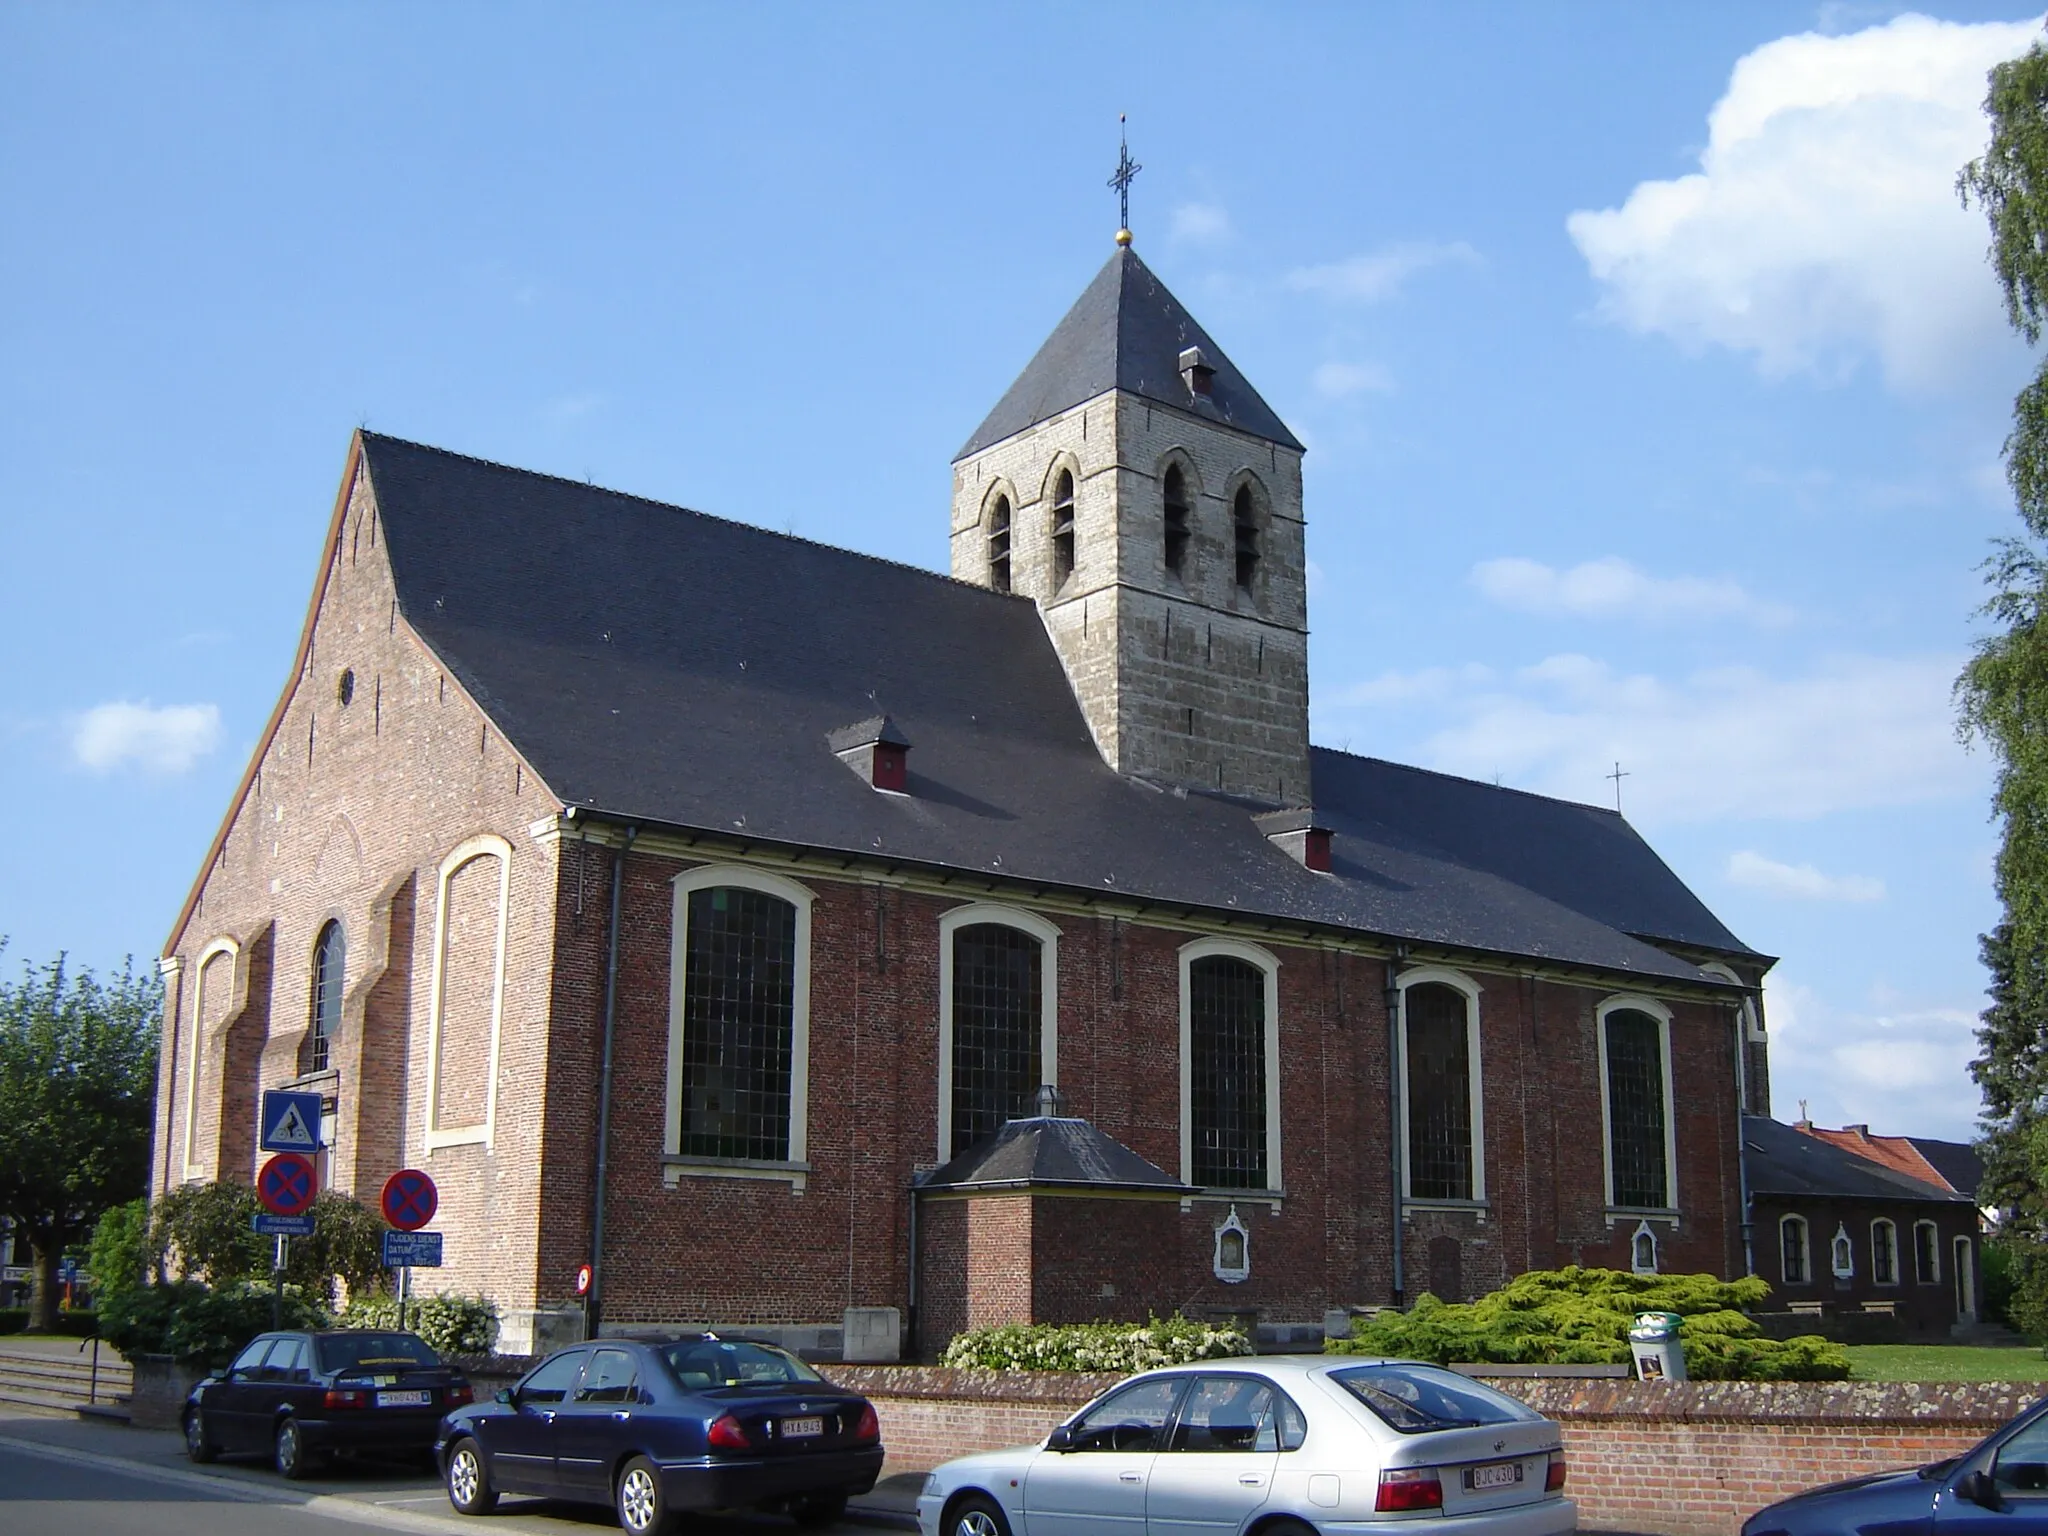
[1190,955,1267,1189]
[950,923,1042,1156]
[1915,1221,1940,1284]
[307,920,344,1074]
[1781,1215,1809,1284]
[1604,1009,1669,1209]
[1405,983,1473,1201]
[679,886,797,1161]
[1873,1220,1898,1285]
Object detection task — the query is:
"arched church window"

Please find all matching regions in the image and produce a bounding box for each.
[1233,485,1259,593]
[1405,982,1475,1201]
[1872,1219,1899,1285]
[1051,470,1076,589]
[1164,465,1191,577]
[988,496,1012,594]
[678,885,799,1161]
[950,923,1043,1155]
[1189,954,1268,1189]
[1781,1214,1810,1285]
[1602,1005,1672,1209]
[307,920,345,1074]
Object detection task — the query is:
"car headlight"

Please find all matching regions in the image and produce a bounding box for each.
[922,1475,942,1497]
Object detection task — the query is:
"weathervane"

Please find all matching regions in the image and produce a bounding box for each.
[1109,114,1141,240]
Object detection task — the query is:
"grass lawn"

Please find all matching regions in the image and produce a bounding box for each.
[1845,1344,2048,1382]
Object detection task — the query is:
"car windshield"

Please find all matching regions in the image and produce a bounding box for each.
[660,1340,822,1389]
[1329,1364,1531,1435]
[317,1333,441,1374]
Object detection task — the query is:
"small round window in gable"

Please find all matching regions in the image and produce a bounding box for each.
[1213,1205,1250,1284]
[337,669,355,707]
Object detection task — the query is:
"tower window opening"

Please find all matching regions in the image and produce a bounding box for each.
[988,496,1012,593]
[1164,466,1190,577]
[1052,470,1076,588]
[1233,486,1259,593]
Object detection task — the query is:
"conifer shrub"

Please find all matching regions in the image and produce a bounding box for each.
[1330,1266,1849,1380]
[941,1314,1253,1372]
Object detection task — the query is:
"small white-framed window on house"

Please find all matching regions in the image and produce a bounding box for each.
[1781,1214,1811,1285]
[1954,1237,1975,1318]
[1399,969,1484,1204]
[1631,1220,1659,1276]
[1872,1218,1899,1285]
[1831,1222,1855,1279]
[938,904,1059,1161]
[1914,1220,1941,1284]
[666,865,813,1178]
[1598,997,1677,1211]
[425,834,512,1151]
[1179,937,1282,1194]
[1213,1205,1250,1283]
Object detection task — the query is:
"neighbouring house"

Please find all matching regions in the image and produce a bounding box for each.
[153,231,1776,1358]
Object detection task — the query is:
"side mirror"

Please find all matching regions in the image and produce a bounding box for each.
[1046,1425,1076,1453]
[1959,1470,2004,1511]
[494,1388,516,1407]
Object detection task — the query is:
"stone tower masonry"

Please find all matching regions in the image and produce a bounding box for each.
[949,238,1313,806]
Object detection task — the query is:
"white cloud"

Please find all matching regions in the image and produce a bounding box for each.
[1170,202,1232,245]
[1567,13,2039,391]
[1311,360,1394,398]
[1726,849,1886,901]
[1286,240,1481,303]
[1765,978,1982,1139]
[70,701,221,775]
[1323,651,1979,822]
[1470,555,1791,623]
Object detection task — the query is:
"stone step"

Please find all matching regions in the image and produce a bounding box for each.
[0,1358,134,1390]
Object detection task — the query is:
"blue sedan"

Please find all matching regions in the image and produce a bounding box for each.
[1742,1394,2048,1535]
[435,1334,883,1536]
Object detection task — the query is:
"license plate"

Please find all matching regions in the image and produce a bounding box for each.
[781,1416,824,1438]
[376,1390,431,1408]
[1465,1461,1523,1491]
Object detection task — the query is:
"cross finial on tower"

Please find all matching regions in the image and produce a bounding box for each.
[1109,114,1141,244]
[1606,760,1631,813]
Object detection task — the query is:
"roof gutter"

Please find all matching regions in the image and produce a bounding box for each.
[586,818,639,1339]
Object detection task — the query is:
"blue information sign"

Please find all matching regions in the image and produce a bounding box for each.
[381,1230,444,1268]
[260,1090,324,1153]
[253,1213,315,1237]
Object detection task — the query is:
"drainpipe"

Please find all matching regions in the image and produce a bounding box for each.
[1385,947,1408,1304]
[1734,987,1758,1279]
[905,1182,921,1360]
[586,821,639,1339]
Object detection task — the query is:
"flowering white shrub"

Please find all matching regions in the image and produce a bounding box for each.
[941,1314,1252,1372]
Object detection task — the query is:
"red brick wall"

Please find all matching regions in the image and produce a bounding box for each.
[1751,1194,1981,1336]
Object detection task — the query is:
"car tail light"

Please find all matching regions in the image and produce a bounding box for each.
[851,1403,880,1442]
[323,1389,369,1410]
[708,1413,751,1452]
[447,1384,474,1408]
[1546,1453,1567,1492]
[1376,1468,1444,1512]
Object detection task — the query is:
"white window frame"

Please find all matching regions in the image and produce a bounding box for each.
[1395,967,1486,1205]
[1954,1236,1975,1318]
[1178,936,1284,1195]
[937,903,1060,1163]
[424,833,512,1152]
[1596,995,1678,1213]
[665,864,815,1181]
[182,936,241,1181]
[1780,1213,1811,1286]
[1915,1219,1942,1284]
[1630,1219,1659,1275]
[1871,1218,1900,1286]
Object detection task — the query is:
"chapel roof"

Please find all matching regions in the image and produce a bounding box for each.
[955,244,1304,460]
[917,1117,1191,1195]
[1744,1116,1970,1205]
[358,431,1761,986]
[1797,1124,1983,1200]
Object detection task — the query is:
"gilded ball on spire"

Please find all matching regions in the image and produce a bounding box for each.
[1115,228,1133,247]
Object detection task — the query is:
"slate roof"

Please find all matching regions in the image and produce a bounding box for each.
[360,432,1759,987]
[1744,1117,1969,1205]
[1909,1139,1985,1200]
[918,1117,1190,1194]
[956,245,1304,459]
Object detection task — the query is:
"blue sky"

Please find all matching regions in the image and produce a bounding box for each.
[2,3,2038,1141]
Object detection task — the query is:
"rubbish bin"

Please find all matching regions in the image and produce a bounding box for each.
[1628,1310,1687,1382]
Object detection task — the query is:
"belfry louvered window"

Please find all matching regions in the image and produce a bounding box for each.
[1164,465,1190,577]
[1233,485,1259,592]
[950,923,1042,1156]
[1051,470,1076,588]
[988,496,1013,593]
[307,920,345,1074]
[1189,955,1268,1189]
[1604,1008,1671,1209]
[679,886,797,1161]
[1405,982,1474,1201]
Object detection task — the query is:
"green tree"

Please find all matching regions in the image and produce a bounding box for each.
[0,946,161,1331]
[150,1179,265,1285]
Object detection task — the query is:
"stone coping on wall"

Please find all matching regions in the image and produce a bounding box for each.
[1485,1377,2048,1428]
[828,1366,1121,1404]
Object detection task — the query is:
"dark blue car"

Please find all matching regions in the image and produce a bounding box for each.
[1742,1394,2048,1535]
[435,1334,883,1536]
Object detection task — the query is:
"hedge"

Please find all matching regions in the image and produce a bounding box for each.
[942,1315,1253,1372]
[337,1292,500,1358]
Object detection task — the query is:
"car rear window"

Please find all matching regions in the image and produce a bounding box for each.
[660,1340,822,1389]
[1328,1364,1534,1434]
[317,1333,442,1374]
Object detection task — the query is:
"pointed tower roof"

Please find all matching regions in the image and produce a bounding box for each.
[956,244,1303,460]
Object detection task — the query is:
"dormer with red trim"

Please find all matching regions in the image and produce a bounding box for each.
[828,714,911,794]
[1254,807,1332,873]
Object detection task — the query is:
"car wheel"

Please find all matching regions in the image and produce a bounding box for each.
[274,1416,319,1480]
[445,1437,498,1516]
[182,1409,218,1464]
[947,1493,1011,1536]
[616,1455,673,1536]
[792,1491,849,1527]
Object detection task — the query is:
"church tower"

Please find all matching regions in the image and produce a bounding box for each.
[950,235,1311,804]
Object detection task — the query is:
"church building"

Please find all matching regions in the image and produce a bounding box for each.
[153,232,1775,1357]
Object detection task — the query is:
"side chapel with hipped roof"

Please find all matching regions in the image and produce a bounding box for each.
[153,227,1776,1356]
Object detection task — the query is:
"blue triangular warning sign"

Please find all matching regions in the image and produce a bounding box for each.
[261,1089,322,1151]
[270,1102,315,1147]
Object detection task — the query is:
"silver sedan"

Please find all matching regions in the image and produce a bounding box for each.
[917,1356,1574,1536]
